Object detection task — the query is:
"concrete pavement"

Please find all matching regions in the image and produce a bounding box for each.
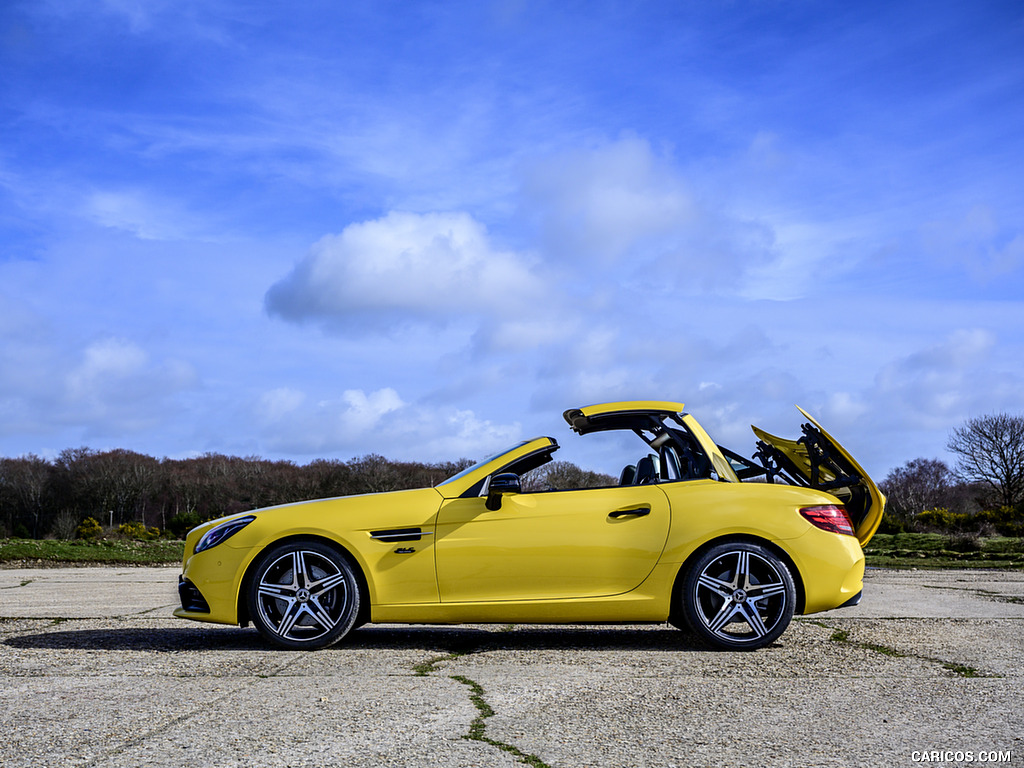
[1,567,1021,767]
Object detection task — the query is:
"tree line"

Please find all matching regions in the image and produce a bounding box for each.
[0,449,473,540]
[2,412,1022,540]
[880,413,1024,536]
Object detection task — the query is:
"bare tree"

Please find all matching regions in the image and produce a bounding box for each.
[347,454,403,494]
[523,461,617,491]
[0,455,53,537]
[89,450,159,526]
[880,458,955,519]
[947,413,1024,510]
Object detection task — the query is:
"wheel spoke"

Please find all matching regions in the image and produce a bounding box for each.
[707,599,742,633]
[734,550,752,590]
[276,599,303,637]
[307,597,339,631]
[258,581,296,599]
[292,551,308,589]
[697,573,734,599]
[309,571,348,597]
[738,602,769,637]
[748,581,787,602]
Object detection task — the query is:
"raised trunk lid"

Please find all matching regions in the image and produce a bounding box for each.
[751,407,885,546]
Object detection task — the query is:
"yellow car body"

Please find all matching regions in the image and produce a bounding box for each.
[175,401,884,650]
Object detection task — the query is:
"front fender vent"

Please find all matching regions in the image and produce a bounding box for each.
[369,527,432,542]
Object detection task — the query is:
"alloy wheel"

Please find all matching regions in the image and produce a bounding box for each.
[249,543,359,649]
[682,542,795,650]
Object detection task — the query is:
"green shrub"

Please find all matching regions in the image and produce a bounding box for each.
[917,508,974,531]
[167,511,202,538]
[75,517,103,540]
[876,512,908,534]
[117,521,161,541]
[976,507,1024,537]
[982,537,1024,555]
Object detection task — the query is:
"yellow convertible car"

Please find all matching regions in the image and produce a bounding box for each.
[175,401,883,651]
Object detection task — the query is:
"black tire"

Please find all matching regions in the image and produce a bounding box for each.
[678,541,795,651]
[246,540,361,650]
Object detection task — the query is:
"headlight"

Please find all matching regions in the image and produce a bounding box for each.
[195,515,256,553]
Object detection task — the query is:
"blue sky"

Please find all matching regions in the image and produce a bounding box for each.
[1,0,1023,480]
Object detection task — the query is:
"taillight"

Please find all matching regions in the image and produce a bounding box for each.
[800,505,855,536]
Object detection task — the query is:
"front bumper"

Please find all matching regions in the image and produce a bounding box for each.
[172,542,252,625]
[177,575,210,614]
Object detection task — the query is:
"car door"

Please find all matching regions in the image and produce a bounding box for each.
[434,484,671,603]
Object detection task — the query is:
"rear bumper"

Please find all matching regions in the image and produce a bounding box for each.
[837,589,862,608]
[787,527,865,614]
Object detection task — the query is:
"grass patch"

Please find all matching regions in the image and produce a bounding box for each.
[413,650,468,677]
[450,674,551,768]
[864,534,1024,570]
[412,643,550,768]
[0,538,184,566]
[942,662,983,678]
[865,555,1024,569]
[829,628,905,657]
[825,623,998,678]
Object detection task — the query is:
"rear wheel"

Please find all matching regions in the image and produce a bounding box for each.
[678,541,795,650]
[247,541,360,650]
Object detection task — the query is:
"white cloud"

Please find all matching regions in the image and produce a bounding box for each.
[820,328,1001,440]
[338,388,404,433]
[255,385,519,460]
[63,338,198,430]
[265,211,546,329]
[258,387,306,422]
[417,409,522,460]
[825,391,869,423]
[923,205,1024,282]
[66,338,149,399]
[522,137,782,294]
[82,189,210,241]
[524,136,696,263]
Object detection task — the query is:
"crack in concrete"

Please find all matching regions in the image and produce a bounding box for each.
[450,673,551,768]
[0,579,34,589]
[920,583,1024,605]
[79,654,304,767]
[413,639,551,768]
[811,620,1002,678]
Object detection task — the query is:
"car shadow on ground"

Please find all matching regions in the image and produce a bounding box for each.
[3,623,740,654]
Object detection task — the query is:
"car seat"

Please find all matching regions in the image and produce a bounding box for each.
[634,454,660,484]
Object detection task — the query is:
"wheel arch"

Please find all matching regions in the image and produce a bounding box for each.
[236,534,372,629]
[668,534,806,624]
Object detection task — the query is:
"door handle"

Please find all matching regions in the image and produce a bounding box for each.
[608,506,651,519]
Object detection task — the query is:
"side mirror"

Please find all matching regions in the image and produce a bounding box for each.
[485,473,521,511]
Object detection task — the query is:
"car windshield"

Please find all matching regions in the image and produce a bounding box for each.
[436,441,532,486]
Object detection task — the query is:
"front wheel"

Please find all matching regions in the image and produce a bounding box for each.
[678,541,795,650]
[247,541,361,650]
